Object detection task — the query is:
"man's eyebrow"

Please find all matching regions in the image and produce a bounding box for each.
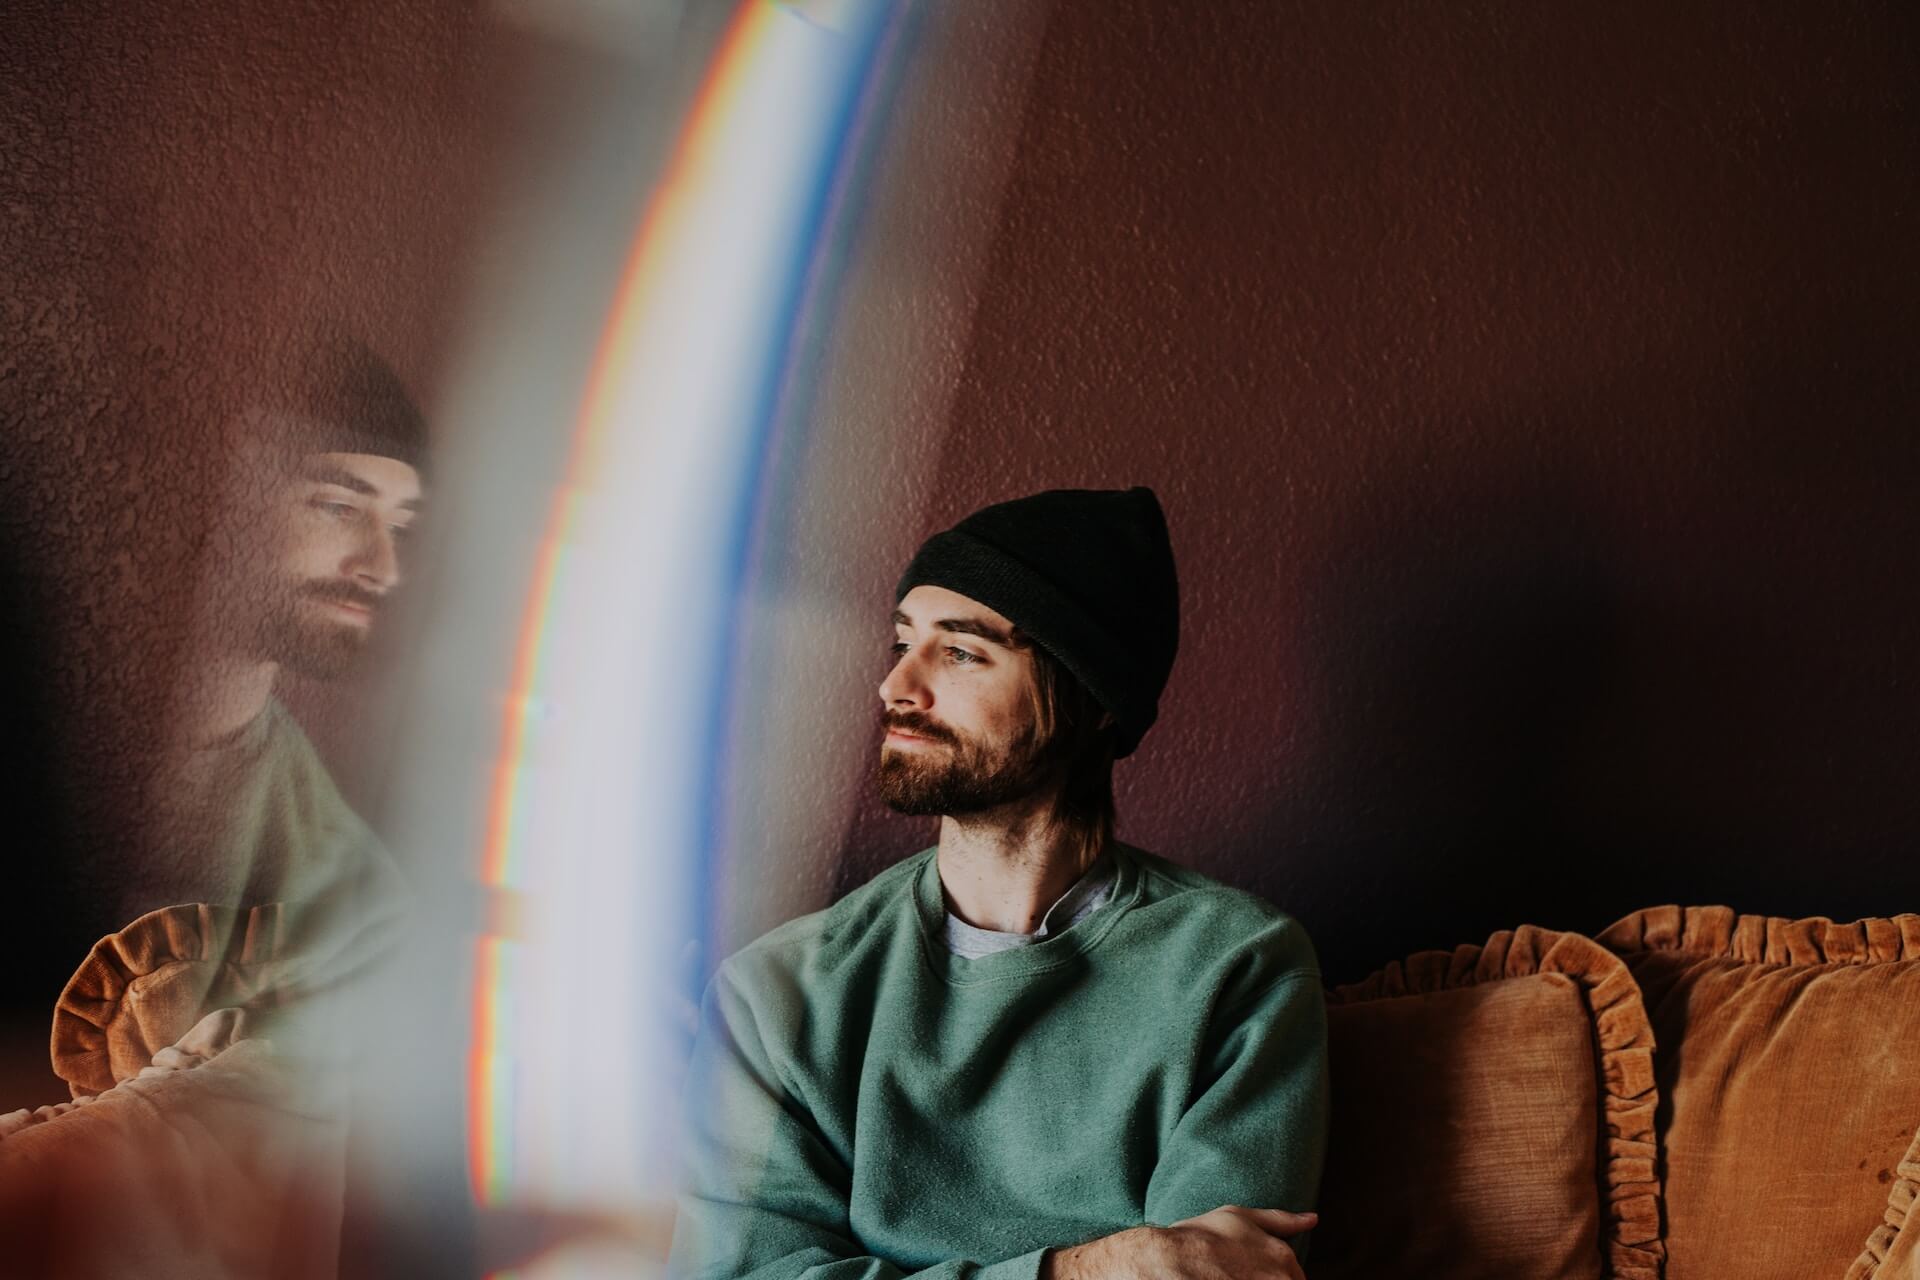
[894,614,1021,652]
[937,617,1014,646]
[891,610,1016,647]
[303,462,423,511]
[304,463,378,495]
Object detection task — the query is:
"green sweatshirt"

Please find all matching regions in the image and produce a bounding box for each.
[671,844,1329,1280]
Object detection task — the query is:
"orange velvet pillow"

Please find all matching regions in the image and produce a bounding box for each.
[1600,906,1920,1280]
[1315,926,1662,1280]
[1849,1126,1920,1280]
[50,903,295,1097]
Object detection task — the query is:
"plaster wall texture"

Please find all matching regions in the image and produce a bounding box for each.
[4,0,1918,1004]
[785,0,1920,980]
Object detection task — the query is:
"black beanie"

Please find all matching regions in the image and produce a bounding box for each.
[895,487,1179,759]
[271,339,430,477]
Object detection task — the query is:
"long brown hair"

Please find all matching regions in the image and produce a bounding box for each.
[1023,640,1117,873]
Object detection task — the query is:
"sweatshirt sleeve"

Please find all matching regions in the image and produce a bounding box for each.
[1140,961,1330,1253]
[669,966,1050,1280]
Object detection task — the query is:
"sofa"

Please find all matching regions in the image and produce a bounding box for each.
[7,901,1917,1279]
[0,903,354,1278]
[1312,906,1920,1280]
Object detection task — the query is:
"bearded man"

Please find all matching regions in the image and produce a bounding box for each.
[136,341,423,921]
[673,488,1329,1280]
[31,340,428,1067]
[0,342,429,1280]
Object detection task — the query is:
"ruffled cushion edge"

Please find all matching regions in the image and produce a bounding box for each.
[1597,904,1920,967]
[49,903,287,1097]
[1844,1125,1920,1280]
[5,1007,261,1141]
[1600,905,1920,1280]
[1330,925,1664,1280]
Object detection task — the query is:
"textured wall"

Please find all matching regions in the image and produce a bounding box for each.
[818,0,1920,981]
[7,0,1919,1009]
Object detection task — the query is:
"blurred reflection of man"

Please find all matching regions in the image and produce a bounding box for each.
[0,342,430,1280]
[674,489,1330,1280]
[70,341,427,1010]
[154,345,422,912]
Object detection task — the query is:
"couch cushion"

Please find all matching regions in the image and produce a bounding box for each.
[1848,1125,1920,1280]
[1600,905,1920,1280]
[1,1021,346,1280]
[50,904,295,1096]
[1315,925,1662,1280]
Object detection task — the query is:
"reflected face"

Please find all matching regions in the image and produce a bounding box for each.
[876,585,1052,816]
[257,451,423,678]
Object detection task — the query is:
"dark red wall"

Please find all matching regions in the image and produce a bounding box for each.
[6,0,1918,1005]
[838,0,1920,981]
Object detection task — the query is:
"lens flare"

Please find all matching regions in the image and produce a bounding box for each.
[464,0,908,1236]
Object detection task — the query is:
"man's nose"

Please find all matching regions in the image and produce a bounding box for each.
[879,648,929,709]
[347,522,401,591]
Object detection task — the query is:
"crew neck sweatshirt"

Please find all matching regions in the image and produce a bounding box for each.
[671,844,1328,1280]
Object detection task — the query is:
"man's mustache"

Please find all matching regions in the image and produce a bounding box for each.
[881,710,958,746]
[301,580,385,613]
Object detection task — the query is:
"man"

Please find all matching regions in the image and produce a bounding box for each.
[45,338,427,1068]
[673,488,1329,1280]
[141,342,422,926]
[0,341,429,1280]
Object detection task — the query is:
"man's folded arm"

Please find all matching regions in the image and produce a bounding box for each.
[1141,960,1330,1248]
[670,970,1050,1280]
[673,1199,1051,1280]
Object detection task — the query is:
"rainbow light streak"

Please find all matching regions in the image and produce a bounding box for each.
[467,0,903,1222]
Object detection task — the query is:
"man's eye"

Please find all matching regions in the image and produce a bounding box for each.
[313,499,358,520]
[945,647,980,665]
[888,641,908,657]
[389,523,413,541]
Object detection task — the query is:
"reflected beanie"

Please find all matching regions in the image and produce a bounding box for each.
[271,338,430,476]
[895,487,1179,758]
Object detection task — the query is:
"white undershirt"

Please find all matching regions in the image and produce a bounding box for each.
[942,852,1119,958]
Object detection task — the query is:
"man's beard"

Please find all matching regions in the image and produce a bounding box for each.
[876,709,1053,817]
[256,578,381,680]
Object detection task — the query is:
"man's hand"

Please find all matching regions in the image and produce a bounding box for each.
[1041,1205,1317,1280]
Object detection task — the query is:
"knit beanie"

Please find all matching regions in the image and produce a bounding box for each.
[895,487,1179,758]
[268,339,430,477]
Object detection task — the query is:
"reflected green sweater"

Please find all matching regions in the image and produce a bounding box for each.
[671,845,1328,1280]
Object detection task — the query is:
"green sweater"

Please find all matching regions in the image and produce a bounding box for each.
[671,844,1329,1280]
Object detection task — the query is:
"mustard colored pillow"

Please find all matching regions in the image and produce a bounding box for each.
[0,1031,346,1280]
[50,903,295,1096]
[1317,926,1662,1280]
[1600,906,1920,1280]
[1849,1125,1920,1280]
